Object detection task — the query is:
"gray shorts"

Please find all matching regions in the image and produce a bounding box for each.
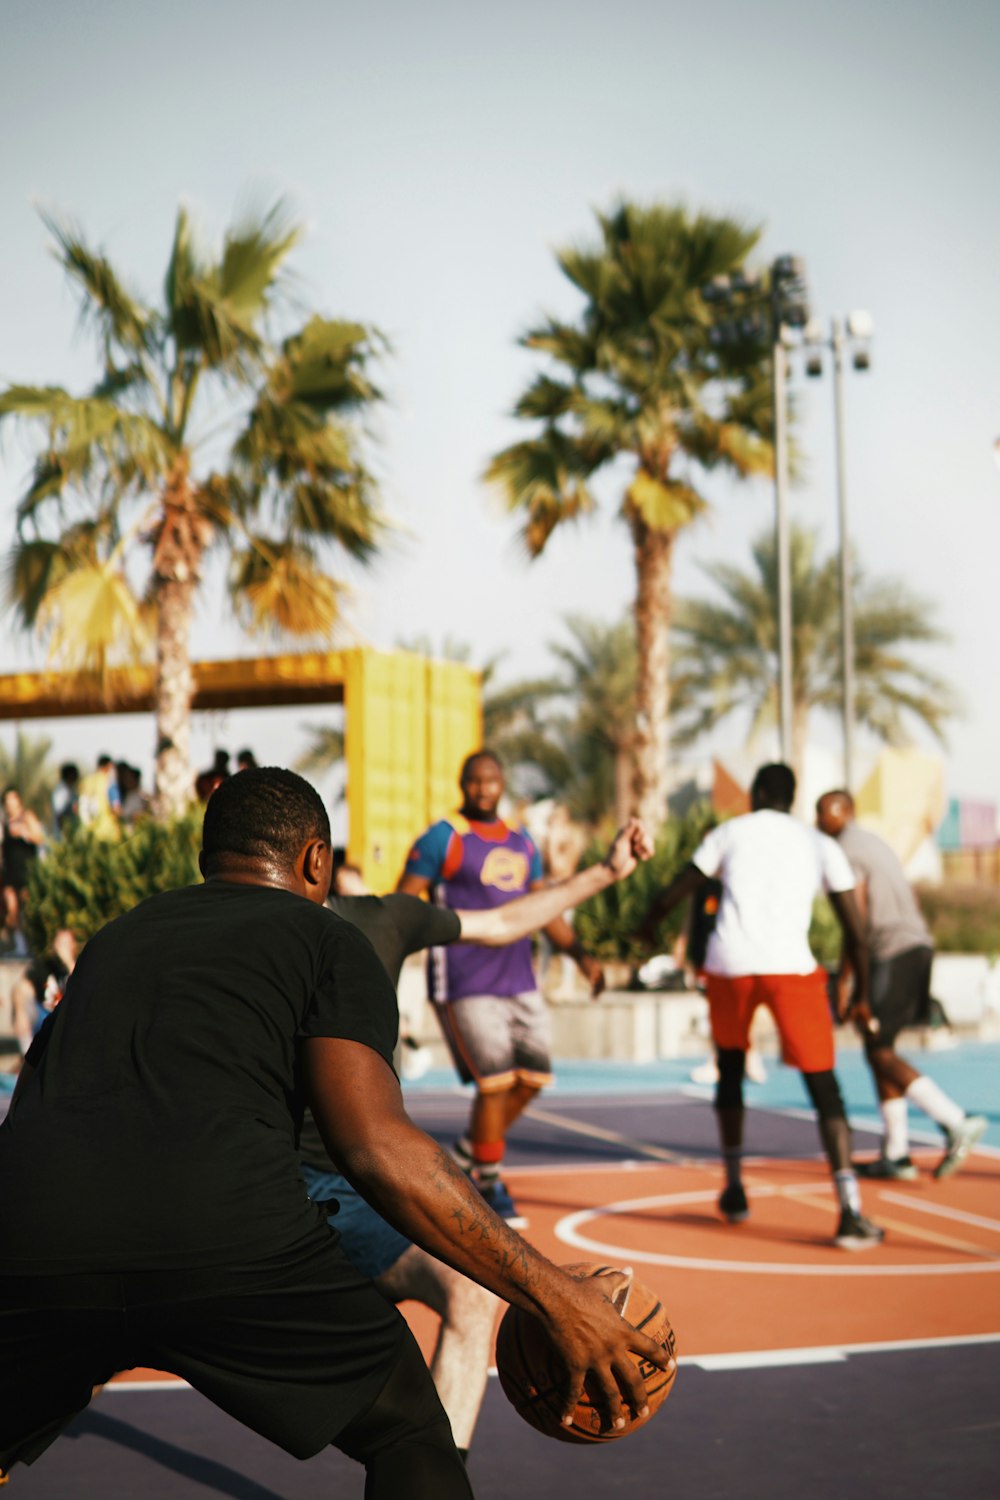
[436,990,553,1088]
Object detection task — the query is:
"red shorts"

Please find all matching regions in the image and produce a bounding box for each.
[705,970,834,1073]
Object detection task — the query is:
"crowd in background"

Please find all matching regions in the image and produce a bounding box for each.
[0,746,258,961]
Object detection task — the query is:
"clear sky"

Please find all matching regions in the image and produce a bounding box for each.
[1,0,998,806]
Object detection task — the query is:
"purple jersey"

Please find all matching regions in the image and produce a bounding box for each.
[403,814,543,1001]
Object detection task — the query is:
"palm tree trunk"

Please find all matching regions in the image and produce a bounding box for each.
[630,517,674,830]
[149,458,212,818]
[153,574,196,818]
[791,698,809,810]
[613,746,633,828]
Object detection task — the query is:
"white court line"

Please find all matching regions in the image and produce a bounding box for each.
[879,1192,1000,1235]
[106,1380,190,1392]
[686,1331,1000,1371]
[555,1188,1000,1275]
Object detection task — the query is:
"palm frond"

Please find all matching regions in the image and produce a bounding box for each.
[229,541,344,640]
[293,725,345,776]
[41,210,154,355]
[625,472,707,532]
[218,198,302,314]
[34,563,151,677]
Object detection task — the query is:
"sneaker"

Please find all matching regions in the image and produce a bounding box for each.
[855,1155,919,1181]
[834,1208,885,1250]
[718,1183,750,1224]
[745,1051,768,1085]
[934,1115,988,1180]
[478,1179,528,1229]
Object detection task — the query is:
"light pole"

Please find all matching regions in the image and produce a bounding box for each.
[704,256,810,763]
[803,312,873,789]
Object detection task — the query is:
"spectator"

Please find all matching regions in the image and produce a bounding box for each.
[1,789,46,958]
[51,763,80,838]
[195,749,231,802]
[236,748,258,772]
[77,757,121,841]
[115,763,149,829]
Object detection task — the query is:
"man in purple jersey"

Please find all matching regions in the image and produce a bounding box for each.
[398,750,604,1226]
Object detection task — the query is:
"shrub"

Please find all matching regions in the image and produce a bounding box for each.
[572,805,717,964]
[23,814,202,952]
[915,882,1000,955]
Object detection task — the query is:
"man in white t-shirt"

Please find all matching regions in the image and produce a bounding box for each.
[648,763,883,1250]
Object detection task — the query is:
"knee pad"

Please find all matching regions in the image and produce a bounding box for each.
[803,1069,846,1122]
[714,1049,745,1111]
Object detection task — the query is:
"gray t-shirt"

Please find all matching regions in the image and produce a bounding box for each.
[837,822,931,961]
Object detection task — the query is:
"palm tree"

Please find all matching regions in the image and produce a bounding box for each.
[1,201,386,815]
[670,524,957,777]
[484,200,774,829]
[542,616,638,827]
[0,729,58,815]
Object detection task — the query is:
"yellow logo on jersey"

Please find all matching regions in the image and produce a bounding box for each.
[480,847,530,892]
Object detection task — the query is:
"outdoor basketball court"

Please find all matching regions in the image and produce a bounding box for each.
[3,1042,998,1498]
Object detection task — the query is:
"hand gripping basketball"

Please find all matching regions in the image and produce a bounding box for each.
[495,1261,678,1444]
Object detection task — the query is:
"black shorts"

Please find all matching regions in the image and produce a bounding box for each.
[868,945,934,1048]
[0,1234,410,1473]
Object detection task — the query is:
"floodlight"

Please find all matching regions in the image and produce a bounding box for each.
[852,349,870,372]
[805,354,823,377]
[803,318,824,343]
[847,310,873,339]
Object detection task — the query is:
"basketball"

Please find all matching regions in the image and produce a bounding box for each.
[494,1261,677,1444]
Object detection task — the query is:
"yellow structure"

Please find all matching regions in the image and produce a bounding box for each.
[854,746,946,866]
[0,648,482,894]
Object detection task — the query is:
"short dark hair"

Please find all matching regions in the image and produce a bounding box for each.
[459,749,503,783]
[751,762,796,810]
[201,767,331,874]
[60,763,79,782]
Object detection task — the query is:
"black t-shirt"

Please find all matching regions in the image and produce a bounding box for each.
[297,894,461,1171]
[0,881,399,1273]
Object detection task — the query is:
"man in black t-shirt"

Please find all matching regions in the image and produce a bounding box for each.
[0,769,670,1496]
[304,819,654,1458]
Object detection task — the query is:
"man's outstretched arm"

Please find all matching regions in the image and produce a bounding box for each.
[456,819,653,948]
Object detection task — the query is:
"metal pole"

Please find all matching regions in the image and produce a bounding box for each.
[772,332,794,762]
[831,318,856,789]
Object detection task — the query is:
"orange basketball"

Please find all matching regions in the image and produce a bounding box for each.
[495,1261,677,1444]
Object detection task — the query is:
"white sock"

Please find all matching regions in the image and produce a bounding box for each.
[880,1097,910,1160]
[834,1170,861,1213]
[905,1076,964,1133]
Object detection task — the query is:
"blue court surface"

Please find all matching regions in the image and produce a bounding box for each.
[3,1040,999,1499]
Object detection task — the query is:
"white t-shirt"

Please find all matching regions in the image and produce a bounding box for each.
[692,810,855,977]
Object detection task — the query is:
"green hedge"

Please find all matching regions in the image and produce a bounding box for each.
[915,883,1000,956]
[23,815,202,952]
[572,805,717,964]
[572,824,1000,969]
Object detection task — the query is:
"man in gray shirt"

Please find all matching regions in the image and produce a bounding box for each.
[816,790,986,1180]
